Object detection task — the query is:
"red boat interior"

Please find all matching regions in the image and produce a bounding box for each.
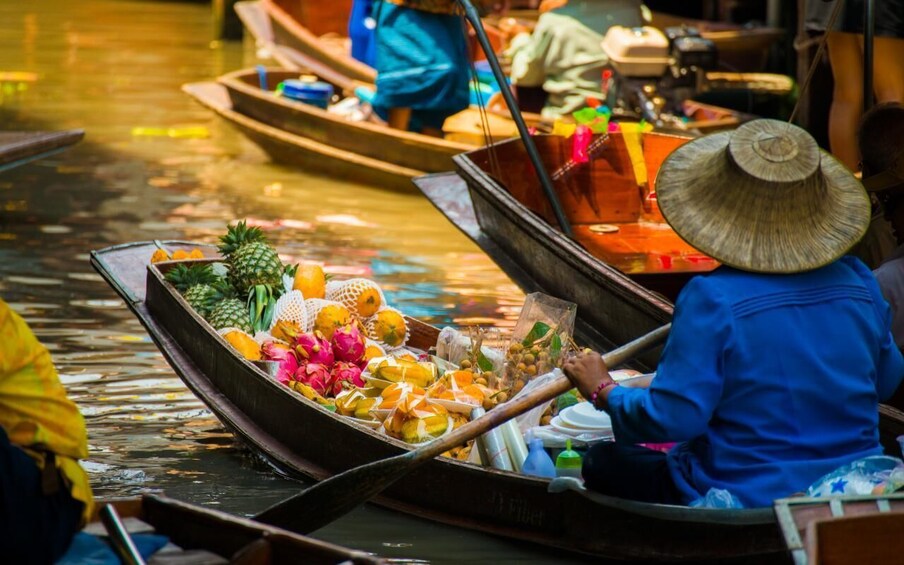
[466,133,720,297]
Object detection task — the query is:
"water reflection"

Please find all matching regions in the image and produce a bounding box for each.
[0,1,610,563]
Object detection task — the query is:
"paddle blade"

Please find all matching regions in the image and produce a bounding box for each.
[255,451,415,534]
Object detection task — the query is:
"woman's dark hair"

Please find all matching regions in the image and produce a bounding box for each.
[859,102,904,176]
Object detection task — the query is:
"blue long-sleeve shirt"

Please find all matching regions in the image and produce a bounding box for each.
[607,257,904,508]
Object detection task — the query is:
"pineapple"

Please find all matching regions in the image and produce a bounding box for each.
[164,264,227,319]
[208,298,252,333]
[218,221,283,294]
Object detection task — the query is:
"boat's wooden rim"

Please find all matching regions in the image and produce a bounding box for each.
[219,67,474,152]
[0,129,84,172]
[181,81,424,180]
[94,493,384,563]
[90,240,779,528]
[261,0,376,83]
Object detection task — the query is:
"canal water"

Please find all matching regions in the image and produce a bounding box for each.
[0,1,594,562]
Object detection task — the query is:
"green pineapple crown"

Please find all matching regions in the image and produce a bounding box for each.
[218,220,268,258]
[165,263,220,292]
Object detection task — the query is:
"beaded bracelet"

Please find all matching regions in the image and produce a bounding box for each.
[590,380,618,409]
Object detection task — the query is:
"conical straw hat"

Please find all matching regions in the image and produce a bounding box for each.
[655,119,870,274]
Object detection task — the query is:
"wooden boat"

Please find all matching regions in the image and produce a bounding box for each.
[774,494,904,565]
[219,67,471,176]
[182,81,422,192]
[239,0,783,82]
[0,130,84,173]
[91,240,904,563]
[85,494,382,564]
[418,132,710,369]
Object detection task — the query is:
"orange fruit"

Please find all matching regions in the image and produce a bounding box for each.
[313,304,351,340]
[356,287,382,318]
[293,264,326,299]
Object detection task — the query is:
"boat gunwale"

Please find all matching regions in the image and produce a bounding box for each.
[218,67,473,152]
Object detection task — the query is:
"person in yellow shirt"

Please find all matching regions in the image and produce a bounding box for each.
[0,297,94,563]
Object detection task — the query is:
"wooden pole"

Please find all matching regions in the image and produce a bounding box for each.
[213,0,244,41]
[863,0,875,112]
[457,0,574,237]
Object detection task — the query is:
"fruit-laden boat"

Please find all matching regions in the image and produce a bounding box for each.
[0,129,84,172]
[80,494,382,564]
[91,240,904,563]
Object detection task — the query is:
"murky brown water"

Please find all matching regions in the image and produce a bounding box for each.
[0,1,599,562]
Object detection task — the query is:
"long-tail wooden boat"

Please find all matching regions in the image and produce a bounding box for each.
[0,130,84,173]
[182,81,422,192]
[84,494,381,564]
[91,240,904,563]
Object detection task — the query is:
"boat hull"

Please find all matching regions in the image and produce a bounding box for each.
[182,81,420,192]
[91,242,803,563]
[220,68,469,174]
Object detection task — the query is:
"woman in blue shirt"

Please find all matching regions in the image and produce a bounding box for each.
[564,119,904,508]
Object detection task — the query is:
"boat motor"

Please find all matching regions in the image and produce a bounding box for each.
[601,26,718,128]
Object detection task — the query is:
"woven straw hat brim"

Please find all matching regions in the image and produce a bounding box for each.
[656,132,871,274]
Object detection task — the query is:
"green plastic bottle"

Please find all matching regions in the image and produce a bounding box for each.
[555,439,583,479]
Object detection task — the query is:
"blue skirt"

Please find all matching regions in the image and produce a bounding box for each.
[372,2,471,131]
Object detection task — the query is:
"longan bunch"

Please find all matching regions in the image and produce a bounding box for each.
[504,342,555,395]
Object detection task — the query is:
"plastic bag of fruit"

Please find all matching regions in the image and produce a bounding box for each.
[382,393,452,443]
[503,293,577,392]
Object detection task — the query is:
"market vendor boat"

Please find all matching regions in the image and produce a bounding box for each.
[81,494,381,564]
[91,240,904,563]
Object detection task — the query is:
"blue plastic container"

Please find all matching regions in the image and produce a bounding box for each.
[522,436,556,478]
[280,80,334,109]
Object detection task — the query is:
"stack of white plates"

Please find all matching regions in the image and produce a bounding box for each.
[550,402,612,437]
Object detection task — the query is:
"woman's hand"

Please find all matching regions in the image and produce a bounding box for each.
[563,350,613,399]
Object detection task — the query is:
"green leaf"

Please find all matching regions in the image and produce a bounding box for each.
[522,321,551,346]
[550,333,563,359]
[556,391,579,411]
[477,351,493,372]
[284,263,298,278]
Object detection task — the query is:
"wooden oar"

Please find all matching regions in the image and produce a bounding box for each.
[254,323,671,534]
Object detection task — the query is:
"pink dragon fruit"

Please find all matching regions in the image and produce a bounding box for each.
[274,350,300,386]
[262,341,292,361]
[295,362,332,396]
[294,331,335,367]
[329,362,364,396]
[331,324,365,364]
